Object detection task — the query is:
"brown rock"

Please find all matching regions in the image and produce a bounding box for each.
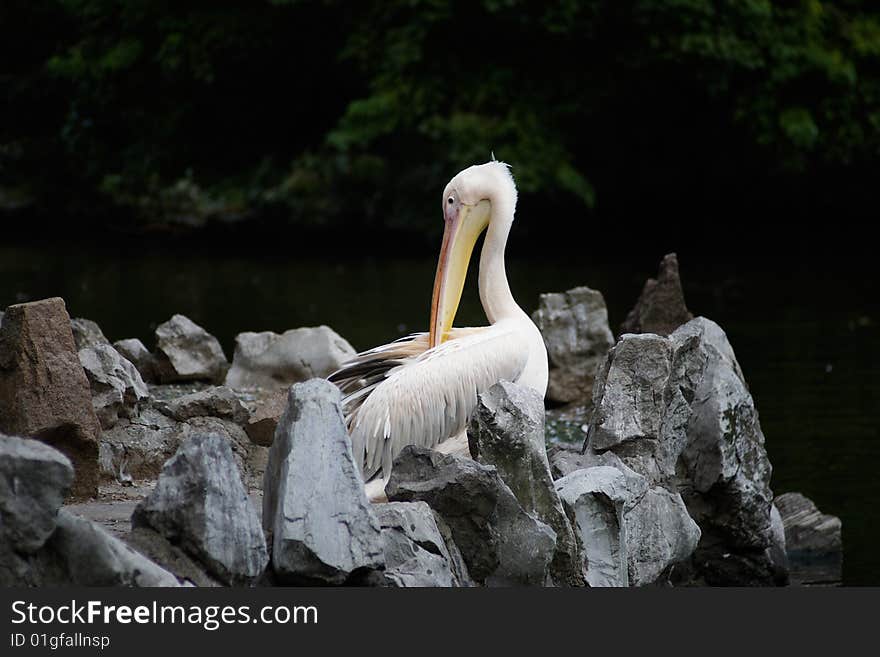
[620,253,693,337]
[0,298,101,499]
[244,389,287,446]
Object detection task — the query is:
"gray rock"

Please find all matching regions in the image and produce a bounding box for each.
[245,389,287,446]
[125,526,223,587]
[774,493,841,586]
[156,386,249,426]
[774,492,842,556]
[70,317,110,350]
[0,298,102,498]
[41,510,181,586]
[376,501,464,587]
[154,314,228,383]
[532,286,614,404]
[132,433,267,585]
[555,460,699,587]
[262,379,383,584]
[225,326,355,390]
[99,408,254,487]
[99,407,182,483]
[79,343,150,429]
[387,446,556,586]
[619,253,693,337]
[0,434,73,554]
[114,338,159,383]
[468,381,582,586]
[585,317,781,585]
[624,485,701,585]
[556,467,632,587]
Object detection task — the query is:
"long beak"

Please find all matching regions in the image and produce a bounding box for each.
[429,199,491,348]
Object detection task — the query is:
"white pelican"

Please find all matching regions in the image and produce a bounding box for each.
[330,161,548,499]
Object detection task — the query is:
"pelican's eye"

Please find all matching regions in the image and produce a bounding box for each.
[447,196,454,205]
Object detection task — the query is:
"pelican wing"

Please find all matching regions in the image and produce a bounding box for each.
[329,324,528,481]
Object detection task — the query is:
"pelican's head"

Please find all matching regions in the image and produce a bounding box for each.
[429,161,517,347]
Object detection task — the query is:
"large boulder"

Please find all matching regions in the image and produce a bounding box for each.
[554,454,699,587]
[99,407,254,487]
[774,492,842,556]
[619,253,693,337]
[132,433,268,586]
[154,314,228,384]
[155,386,249,426]
[387,446,556,586]
[244,389,287,446]
[376,501,473,587]
[468,381,582,586]
[555,466,633,587]
[114,338,159,383]
[99,407,182,483]
[262,379,383,584]
[79,343,150,429]
[1,434,73,578]
[225,326,355,390]
[39,510,181,587]
[1,434,178,587]
[0,298,101,498]
[531,286,614,405]
[70,317,110,349]
[774,492,841,585]
[586,317,781,585]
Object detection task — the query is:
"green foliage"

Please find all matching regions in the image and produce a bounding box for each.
[2,0,879,231]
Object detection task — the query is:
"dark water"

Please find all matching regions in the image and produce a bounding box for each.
[1,240,877,584]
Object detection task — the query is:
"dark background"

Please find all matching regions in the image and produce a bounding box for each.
[1,1,878,583]
[2,0,879,253]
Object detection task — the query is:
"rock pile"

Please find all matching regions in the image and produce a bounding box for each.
[0,285,844,589]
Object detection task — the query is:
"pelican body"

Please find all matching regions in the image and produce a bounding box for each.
[330,162,548,496]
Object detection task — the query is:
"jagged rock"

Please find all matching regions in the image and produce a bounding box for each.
[387,446,556,586]
[774,493,842,556]
[132,434,267,586]
[114,338,159,383]
[0,434,73,555]
[0,298,101,498]
[70,317,110,349]
[99,408,253,487]
[619,253,693,337]
[40,510,181,586]
[126,526,223,587]
[624,485,701,585]
[556,466,633,586]
[99,408,182,483]
[79,343,150,429]
[376,501,470,587]
[554,457,699,587]
[154,314,228,383]
[225,326,355,390]
[586,316,780,585]
[245,389,287,446]
[532,286,614,405]
[262,379,383,584]
[123,527,224,588]
[468,381,582,586]
[156,386,248,426]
